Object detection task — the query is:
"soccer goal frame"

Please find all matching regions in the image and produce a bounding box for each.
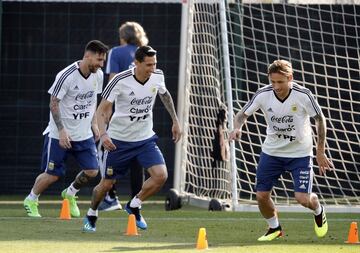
[170,0,360,213]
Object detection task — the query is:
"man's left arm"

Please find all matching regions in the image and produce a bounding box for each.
[159,90,182,143]
[313,113,333,175]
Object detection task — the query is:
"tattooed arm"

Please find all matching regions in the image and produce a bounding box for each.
[50,95,71,149]
[229,109,249,141]
[159,91,182,143]
[313,113,333,175]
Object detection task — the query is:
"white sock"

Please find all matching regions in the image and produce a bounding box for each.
[313,205,322,216]
[66,183,79,196]
[130,196,142,208]
[27,189,39,201]
[266,216,280,229]
[87,208,98,217]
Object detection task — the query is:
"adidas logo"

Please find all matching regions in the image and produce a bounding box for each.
[129,91,135,96]
[299,184,306,189]
[74,85,79,90]
[267,107,273,112]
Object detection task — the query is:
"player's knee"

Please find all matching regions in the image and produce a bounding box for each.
[100,179,115,191]
[256,191,270,203]
[84,169,98,178]
[44,172,60,183]
[153,170,168,185]
[294,193,310,207]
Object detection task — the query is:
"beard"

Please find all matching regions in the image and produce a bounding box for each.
[89,65,98,73]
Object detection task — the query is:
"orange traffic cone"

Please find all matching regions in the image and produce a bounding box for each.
[345,222,359,244]
[125,214,139,236]
[59,199,71,220]
[196,228,208,250]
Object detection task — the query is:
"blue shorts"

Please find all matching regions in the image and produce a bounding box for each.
[41,134,99,176]
[256,152,313,193]
[103,135,165,179]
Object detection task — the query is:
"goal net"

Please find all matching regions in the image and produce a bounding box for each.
[173,0,360,211]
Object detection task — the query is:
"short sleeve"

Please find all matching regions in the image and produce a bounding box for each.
[48,71,70,100]
[97,70,104,94]
[109,50,120,74]
[242,91,262,116]
[158,79,167,95]
[102,77,120,103]
[302,90,322,117]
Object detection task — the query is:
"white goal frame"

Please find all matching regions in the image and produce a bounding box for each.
[174,0,360,213]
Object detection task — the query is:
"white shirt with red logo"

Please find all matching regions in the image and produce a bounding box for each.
[102,67,167,142]
[43,61,103,141]
[243,82,322,157]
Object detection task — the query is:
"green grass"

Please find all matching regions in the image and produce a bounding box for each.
[0,197,359,253]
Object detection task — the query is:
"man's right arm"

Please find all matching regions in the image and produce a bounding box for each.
[50,95,71,149]
[229,109,249,141]
[50,96,63,130]
[96,99,116,151]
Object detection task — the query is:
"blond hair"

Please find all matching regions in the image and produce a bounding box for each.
[267,60,293,77]
[119,21,148,47]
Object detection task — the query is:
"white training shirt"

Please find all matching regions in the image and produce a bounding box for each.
[243,82,322,158]
[102,67,167,142]
[43,61,103,141]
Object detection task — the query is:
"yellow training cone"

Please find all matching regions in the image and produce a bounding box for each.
[196,228,208,250]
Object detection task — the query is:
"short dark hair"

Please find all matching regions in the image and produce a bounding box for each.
[85,40,109,54]
[135,45,157,62]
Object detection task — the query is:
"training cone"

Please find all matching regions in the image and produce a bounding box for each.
[196,228,208,250]
[125,214,139,236]
[59,199,71,220]
[345,222,359,244]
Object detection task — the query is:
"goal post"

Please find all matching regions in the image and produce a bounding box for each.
[171,0,360,212]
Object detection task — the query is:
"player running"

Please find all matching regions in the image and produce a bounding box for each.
[83,45,181,232]
[24,40,108,218]
[229,59,333,241]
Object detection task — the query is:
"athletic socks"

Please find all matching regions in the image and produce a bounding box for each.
[266,215,280,229]
[87,208,98,217]
[313,204,322,216]
[26,189,39,201]
[130,195,142,208]
[66,183,79,196]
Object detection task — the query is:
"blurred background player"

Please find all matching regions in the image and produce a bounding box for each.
[23,40,108,218]
[98,21,149,211]
[83,46,181,232]
[229,60,333,241]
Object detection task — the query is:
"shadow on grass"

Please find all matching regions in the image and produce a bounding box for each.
[104,243,194,252]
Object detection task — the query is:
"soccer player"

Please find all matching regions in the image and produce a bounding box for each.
[229,60,333,241]
[98,21,149,211]
[83,45,181,232]
[23,40,109,218]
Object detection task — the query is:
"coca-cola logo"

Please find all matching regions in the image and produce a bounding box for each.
[271,115,293,123]
[130,96,153,105]
[75,91,94,102]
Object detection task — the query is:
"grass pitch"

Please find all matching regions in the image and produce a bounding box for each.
[0,196,359,253]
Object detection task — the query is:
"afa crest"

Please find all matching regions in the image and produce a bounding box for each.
[151,87,157,93]
[291,104,297,112]
[106,167,113,176]
[48,162,54,170]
